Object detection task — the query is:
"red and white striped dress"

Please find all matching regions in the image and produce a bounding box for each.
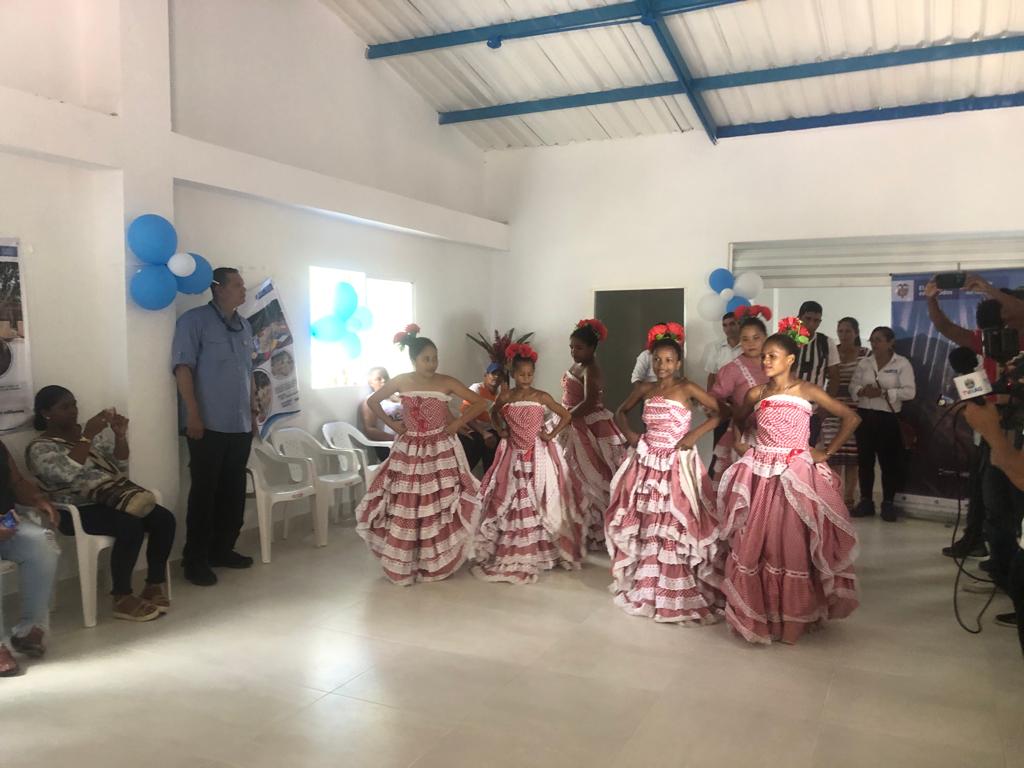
[558,369,626,551]
[355,391,481,585]
[605,397,723,623]
[710,355,768,489]
[473,401,584,584]
[717,395,859,644]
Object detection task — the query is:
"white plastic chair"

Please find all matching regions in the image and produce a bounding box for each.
[248,443,317,564]
[322,421,391,489]
[270,428,363,528]
[57,490,172,629]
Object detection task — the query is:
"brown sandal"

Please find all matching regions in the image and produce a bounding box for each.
[0,645,22,677]
[140,584,170,614]
[112,595,161,622]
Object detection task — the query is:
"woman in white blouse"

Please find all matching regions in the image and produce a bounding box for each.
[849,327,916,522]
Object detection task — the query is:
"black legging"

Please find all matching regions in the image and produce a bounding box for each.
[856,408,904,503]
[59,503,176,596]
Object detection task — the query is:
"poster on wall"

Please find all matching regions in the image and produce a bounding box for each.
[891,268,1024,501]
[241,278,300,438]
[0,238,32,433]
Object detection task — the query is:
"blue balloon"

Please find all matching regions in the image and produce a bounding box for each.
[127,214,178,265]
[130,265,177,310]
[176,253,213,295]
[726,296,751,313]
[338,331,362,359]
[349,305,373,331]
[709,268,735,294]
[333,282,358,321]
[311,315,348,342]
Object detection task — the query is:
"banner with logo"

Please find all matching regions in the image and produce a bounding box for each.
[241,278,299,437]
[0,238,32,432]
[891,268,1024,500]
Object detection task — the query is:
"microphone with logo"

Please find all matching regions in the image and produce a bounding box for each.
[936,347,993,408]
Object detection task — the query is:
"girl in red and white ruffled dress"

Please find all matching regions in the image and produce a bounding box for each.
[473,343,584,583]
[606,323,724,623]
[710,307,770,490]
[558,318,627,551]
[717,319,861,644]
[356,325,488,586]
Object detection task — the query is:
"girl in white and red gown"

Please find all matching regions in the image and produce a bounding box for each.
[356,325,488,585]
[717,320,861,643]
[473,344,584,583]
[710,309,770,489]
[606,323,723,623]
[558,318,626,551]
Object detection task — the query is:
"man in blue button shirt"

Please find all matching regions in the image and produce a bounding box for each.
[172,268,257,586]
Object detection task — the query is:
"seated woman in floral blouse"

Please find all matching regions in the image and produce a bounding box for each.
[27,386,176,623]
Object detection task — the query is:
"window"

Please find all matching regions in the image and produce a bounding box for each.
[309,266,414,389]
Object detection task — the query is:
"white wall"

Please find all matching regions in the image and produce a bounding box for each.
[170,0,488,219]
[0,153,126,450]
[174,183,494,437]
[483,106,1024,397]
[0,0,121,114]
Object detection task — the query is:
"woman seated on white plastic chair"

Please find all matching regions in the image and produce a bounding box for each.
[0,441,59,677]
[27,386,175,623]
[359,367,402,461]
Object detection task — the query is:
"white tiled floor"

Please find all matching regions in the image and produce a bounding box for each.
[4,515,1022,768]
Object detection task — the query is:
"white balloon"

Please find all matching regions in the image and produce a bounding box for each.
[167,252,196,277]
[697,292,728,322]
[720,288,735,301]
[734,272,764,299]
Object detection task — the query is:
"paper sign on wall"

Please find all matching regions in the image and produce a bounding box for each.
[242,278,300,437]
[0,238,32,433]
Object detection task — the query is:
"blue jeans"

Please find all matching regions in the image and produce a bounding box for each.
[0,520,59,640]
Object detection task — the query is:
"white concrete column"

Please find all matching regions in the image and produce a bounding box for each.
[119,0,179,502]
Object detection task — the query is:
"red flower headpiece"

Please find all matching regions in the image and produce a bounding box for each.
[778,317,811,347]
[574,318,608,342]
[646,322,685,350]
[393,323,421,349]
[505,342,538,363]
[734,304,773,322]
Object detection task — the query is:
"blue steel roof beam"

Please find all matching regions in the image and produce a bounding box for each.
[692,36,1024,92]
[716,91,1024,138]
[643,13,719,143]
[438,82,689,124]
[365,0,743,59]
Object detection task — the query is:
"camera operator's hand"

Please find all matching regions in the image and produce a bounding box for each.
[963,398,1002,438]
[924,280,940,300]
[964,274,997,297]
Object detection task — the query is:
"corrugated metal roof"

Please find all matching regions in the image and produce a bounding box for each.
[325,0,1024,150]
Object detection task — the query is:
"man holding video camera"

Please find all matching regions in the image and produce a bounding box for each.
[928,272,1024,636]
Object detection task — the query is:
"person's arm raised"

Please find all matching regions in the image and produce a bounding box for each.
[799,382,860,463]
[613,382,650,448]
[445,377,487,435]
[368,376,406,434]
[540,391,572,442]
[924,279,976,348]
[676,381,720,450]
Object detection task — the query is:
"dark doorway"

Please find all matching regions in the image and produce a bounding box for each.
[594,288,685,432]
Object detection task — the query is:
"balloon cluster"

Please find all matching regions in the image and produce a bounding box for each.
[127,214,214,310]
[696,269,764,322]
[310,281,373,359]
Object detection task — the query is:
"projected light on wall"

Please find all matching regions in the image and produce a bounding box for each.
[309,266,413,389]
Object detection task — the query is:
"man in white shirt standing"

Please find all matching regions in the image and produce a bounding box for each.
[702,312,742,391]
[702,312,741,476]
[795,300,841,446]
